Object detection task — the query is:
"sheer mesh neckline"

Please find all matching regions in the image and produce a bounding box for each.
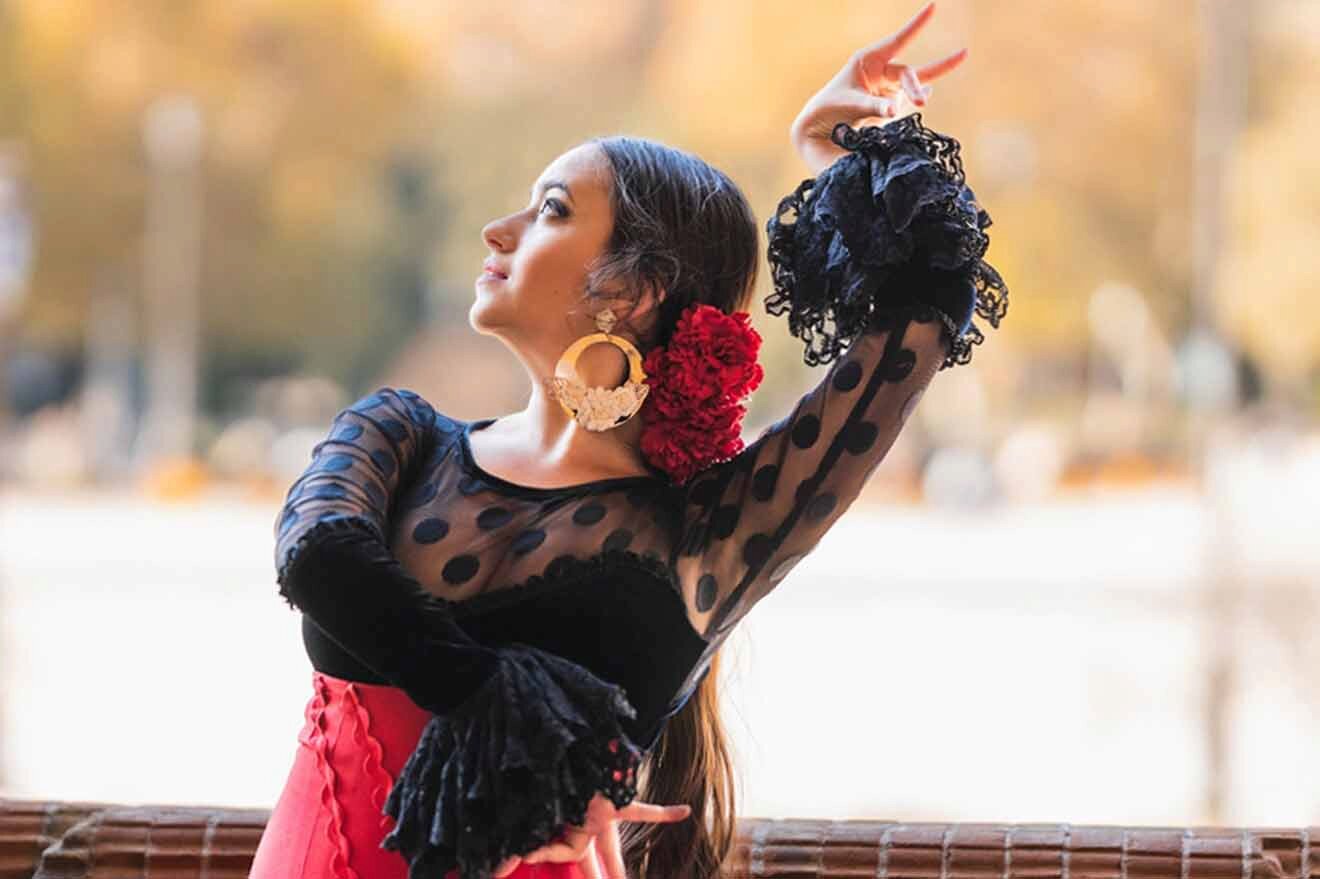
[458,416,668,497]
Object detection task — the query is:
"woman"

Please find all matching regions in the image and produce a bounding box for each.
[250,5,1006,879]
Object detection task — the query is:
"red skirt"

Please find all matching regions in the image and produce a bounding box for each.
[250,670,607,879]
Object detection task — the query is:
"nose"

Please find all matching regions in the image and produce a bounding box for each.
[481,213,516,253]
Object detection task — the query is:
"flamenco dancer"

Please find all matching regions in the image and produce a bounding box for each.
[250,4,1007,879]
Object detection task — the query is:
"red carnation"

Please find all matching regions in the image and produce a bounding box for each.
[640,303,764,485]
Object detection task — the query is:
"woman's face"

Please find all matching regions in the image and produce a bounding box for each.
[470,142,617,364]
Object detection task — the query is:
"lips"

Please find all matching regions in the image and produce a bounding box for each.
[482,260,509,280]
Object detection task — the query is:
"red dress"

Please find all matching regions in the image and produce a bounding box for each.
[250,670,608,879]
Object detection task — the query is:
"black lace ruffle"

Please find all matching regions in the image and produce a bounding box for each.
[381,644,643,879]
[765,113,1008,369]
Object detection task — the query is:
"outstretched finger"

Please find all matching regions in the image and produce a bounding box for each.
[881,1,937,58]
[858,3,936,92]
[916,47,968,82]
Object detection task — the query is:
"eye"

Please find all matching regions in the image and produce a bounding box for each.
[538,197,569,218]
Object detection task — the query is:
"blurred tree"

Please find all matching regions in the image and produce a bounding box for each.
[1216,0,1320,401]
[3,0,1318,425]
[643,0,1201,364]
[1,0,430,405]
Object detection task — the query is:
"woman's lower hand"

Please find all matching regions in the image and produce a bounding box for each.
[493,792,692,879]
[789,1,968,175]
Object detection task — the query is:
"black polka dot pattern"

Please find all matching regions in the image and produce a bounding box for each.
[413,518,449,544]
[333,424,364,443]
[369,449,396,477]
[603,528,633,553]
[883,349,917,382]
[742,533,774,569]
[752,465,779,502]
[572,502,606,526]
[378,418,407,442]
[791,414,820,449]
[275,346,943,655]
[794,478,814,505]
[477,506,513,530]
[320,453,353,473]
[832,360,863,391]
[843,421,879,455]
[695,574,718,612]
[442,555,480,585]
[805,493,837,522]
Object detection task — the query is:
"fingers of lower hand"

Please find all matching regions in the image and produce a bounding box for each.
[598,824,629,879]
[617,801,692,823]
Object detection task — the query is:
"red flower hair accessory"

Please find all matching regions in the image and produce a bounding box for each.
[639,303,764,485]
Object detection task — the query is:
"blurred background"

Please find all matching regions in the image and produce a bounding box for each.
[2,0,1318,827]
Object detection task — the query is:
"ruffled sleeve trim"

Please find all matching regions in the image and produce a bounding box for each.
[765,112,1008,370]
[381,643,643,879]
[275,514,386,611]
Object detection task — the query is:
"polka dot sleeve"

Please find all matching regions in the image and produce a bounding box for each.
[272,387,646,879]
[677,116,1007,639]
[677,315,951,638]
[272,386,501,710]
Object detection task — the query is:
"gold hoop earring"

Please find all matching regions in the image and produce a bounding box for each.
[544,308,650,432]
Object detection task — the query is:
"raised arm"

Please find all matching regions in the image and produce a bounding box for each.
[675,8,1003,636]
[273,387,646,879]
[675,14,1007,640]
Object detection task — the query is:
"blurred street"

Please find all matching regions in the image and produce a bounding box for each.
[3,478,1317,825]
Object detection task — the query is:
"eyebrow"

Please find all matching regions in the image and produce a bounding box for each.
[530,179,574,204]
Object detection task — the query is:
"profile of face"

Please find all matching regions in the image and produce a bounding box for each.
[471,142,630,380]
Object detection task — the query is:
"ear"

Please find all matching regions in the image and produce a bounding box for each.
[624,282,667,325]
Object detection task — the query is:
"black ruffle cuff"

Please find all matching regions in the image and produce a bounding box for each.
[381,644,643,879]
[765,113,1008,368]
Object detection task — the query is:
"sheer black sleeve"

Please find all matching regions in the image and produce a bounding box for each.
[675,115,1008,639]
[273,387,643,879]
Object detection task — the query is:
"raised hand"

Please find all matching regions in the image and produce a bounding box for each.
[789,1,968,174]
[493,793,691,879]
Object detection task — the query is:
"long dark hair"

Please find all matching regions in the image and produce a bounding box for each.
[586,135,759,879]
